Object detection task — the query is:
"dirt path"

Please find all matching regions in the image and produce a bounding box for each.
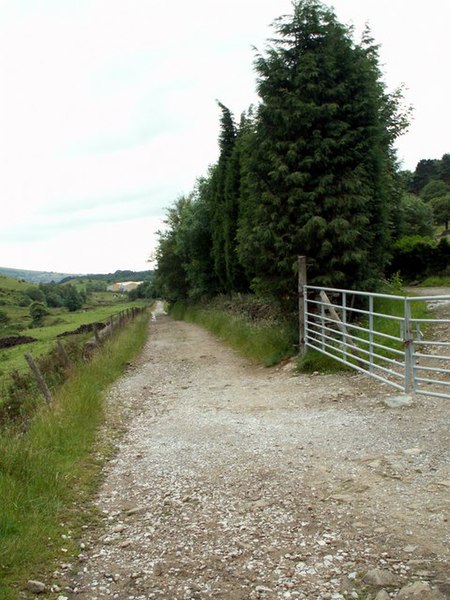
[60,302,449,600]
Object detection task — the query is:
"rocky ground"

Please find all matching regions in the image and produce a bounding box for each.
[34,300,449,600]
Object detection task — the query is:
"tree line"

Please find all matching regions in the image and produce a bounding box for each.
[151,0,447,314]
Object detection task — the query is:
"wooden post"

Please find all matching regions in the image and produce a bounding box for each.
[56,340,72,369]
[25,352,52,404]
[298,256,307,356]
[319,290,364,367]
[93,323,101,345]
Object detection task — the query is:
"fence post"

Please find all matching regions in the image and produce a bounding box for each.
[298,256,307,356]
[57,340,72,369]
[93,323,101,345]
[25,352,53,404]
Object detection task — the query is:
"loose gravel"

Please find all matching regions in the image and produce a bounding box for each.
[56,302,449,600]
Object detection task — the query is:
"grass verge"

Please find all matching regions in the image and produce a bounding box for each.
[419,275,450,286]
[170,300,297,366]
[0,311,149,599]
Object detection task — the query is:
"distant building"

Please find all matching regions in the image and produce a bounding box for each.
[107,281,143,293]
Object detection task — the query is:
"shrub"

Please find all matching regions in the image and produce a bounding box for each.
[29,302,49,325]
[388,236,450,281]
[0,310,10,326]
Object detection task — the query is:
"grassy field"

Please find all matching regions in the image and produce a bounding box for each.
[0,301,147,383]
[0,274,147,385]
[0,311,150,599]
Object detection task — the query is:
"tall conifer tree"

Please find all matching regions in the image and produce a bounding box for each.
[209,102,237,291]
[237,0,408,306]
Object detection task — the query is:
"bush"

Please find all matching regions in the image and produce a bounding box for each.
[0,310,10,326]
[388,236,450,281]
[29,302,49,325]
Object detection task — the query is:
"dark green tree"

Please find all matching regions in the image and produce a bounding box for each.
[420,179,450,202]
[398,193,434,237]
[439,153,450,185]
[176,178,220,300]
[25,286,46,303]
[209,102,237,291]
[237,0,409,307]
[223,111,253,293]
[430,195,450,230]
[64,286,84,312]
[29,301,49,325]
[152,197,190,302]
[410,158,440,194]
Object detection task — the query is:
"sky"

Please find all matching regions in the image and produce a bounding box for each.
[0,0,449,275]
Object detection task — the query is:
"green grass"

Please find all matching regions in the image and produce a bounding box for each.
[0,275,34,292]
[296,349,351,374]
[419,275,450,286]
[0,311,149,599]
[170,301,297,366]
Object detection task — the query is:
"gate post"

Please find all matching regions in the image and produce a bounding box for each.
[298,256,307,356]
[404,298,413,392]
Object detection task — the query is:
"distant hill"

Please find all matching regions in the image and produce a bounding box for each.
[0,266,80,283]
[61,269,154,284]
[0,267,154,285]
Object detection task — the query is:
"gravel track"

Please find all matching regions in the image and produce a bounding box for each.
[60,302,449,600]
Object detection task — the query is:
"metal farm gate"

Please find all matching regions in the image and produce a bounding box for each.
[300,285,450,399]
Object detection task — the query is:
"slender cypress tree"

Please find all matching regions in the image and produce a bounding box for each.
[209,102,237,291]
[237,0,408,307]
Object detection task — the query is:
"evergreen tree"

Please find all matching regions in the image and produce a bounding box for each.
[209,102,237,291]
[176,177,220,299]
[237,0,408,308]
[410,158,440,194]
[223,111,253,293]
[152,198,190,302]
[439,153,450,185]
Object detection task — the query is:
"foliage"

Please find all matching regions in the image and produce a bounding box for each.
[38,282,86,312]
[409,153,450,194]
[29,301,49,325]
[209,102,238,290]
[25,286,45,303]
[420,178,450,202]
[236,1,409,307]
[389,236,450,280]
[0,310,10,326]
[127,280,155,300]
[153,0,411,315]
[0,313,149,597]
[430,195,450,230]
[409,158,441,193]
[297,349,350,374]
[420,275,450,286]
[397,193,434,237]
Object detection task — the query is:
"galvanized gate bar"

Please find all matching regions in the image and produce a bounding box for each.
[303,285,450,399]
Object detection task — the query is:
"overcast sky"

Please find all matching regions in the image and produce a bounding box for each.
[1,0,449,275]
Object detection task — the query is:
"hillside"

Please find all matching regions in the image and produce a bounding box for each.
[61,269,154,284]
[0,267,154,285]
[0,266,80,283]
